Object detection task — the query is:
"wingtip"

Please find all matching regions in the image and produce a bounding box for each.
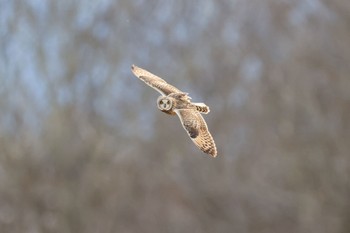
[131,64,140,77]
[211,146,218,157]
[204,147,217,157]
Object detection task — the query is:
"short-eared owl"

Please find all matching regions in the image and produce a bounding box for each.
[131,64,217,157]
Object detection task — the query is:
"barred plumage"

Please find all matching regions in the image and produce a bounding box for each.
[193,103,210,114]
[131,64,217,157]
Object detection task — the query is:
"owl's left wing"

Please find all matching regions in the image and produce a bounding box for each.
[175,109,217,157]
[131,65,183,96]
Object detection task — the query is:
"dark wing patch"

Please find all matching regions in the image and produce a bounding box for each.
[183,121,199,138]
[131,65,183,96]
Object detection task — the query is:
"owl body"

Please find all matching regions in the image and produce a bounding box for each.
[131,65,217,157]
[157,94,209,115]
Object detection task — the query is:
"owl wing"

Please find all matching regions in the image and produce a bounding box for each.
[175,109,217,157]
[131,65,183,96]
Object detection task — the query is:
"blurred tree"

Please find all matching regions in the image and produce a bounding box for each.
[0,0,349,233]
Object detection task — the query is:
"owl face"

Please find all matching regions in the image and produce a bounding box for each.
[157,96,173,111]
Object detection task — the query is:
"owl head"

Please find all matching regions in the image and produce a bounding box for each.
[157,96,173,111]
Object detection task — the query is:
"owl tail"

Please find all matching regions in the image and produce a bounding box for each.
[193,103,210,114]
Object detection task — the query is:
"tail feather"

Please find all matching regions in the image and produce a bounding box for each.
[193,103,210,114]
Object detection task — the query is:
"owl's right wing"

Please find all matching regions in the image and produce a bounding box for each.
[175,109,217,157]
[131,65,183,96]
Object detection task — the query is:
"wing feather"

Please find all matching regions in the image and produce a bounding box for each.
[131,65,182,96]
[175,109,217,157]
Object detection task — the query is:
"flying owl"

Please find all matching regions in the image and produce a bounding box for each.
[131,64,217,157]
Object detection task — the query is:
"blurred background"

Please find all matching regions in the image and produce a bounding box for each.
[1,0,350,232]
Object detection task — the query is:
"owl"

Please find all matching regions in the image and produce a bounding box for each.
[131,64,217,157]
